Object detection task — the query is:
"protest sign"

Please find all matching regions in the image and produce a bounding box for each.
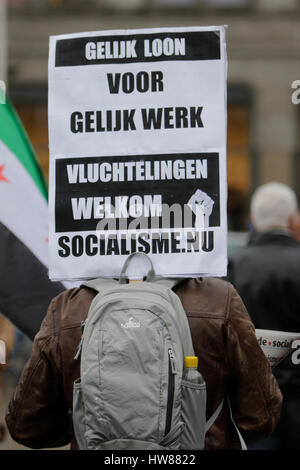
[48,26,228,281]
[256,329,300,368]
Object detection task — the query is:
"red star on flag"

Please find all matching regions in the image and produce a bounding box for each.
[0,164,9,183]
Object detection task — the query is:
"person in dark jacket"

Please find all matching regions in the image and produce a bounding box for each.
[5,277,282,450]
[228,182,300,450]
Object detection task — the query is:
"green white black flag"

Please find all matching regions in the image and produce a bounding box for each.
[0,97,64,339]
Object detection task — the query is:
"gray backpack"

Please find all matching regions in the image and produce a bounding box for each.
[72,253,223,450]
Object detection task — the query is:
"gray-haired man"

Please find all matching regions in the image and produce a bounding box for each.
[228,182,300,450]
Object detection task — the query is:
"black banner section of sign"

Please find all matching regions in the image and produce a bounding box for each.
[55,153,220,233]
[55,31,220,67]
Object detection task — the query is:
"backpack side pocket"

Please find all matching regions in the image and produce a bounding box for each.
[180,380,207,450]
[73,378,87,450]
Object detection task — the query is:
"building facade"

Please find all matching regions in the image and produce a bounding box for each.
[5,0,300,230]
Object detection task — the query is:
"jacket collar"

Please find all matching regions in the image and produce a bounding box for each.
[248,229,300,248]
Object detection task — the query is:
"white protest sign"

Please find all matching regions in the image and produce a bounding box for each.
[48,26,228,281]
[256,329,300,368]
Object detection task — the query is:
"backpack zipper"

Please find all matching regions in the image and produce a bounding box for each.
[165,348,176,436]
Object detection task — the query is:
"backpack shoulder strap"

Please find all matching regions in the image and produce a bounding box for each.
[204,398,247,450]
[205,400,224,433]
[227,397,247,450]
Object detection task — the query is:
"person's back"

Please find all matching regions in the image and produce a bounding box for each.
[229,231,300,332]
[5,276,282,450]
[228,182,300,449]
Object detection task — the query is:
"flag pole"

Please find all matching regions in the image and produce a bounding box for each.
[0,0,7,87]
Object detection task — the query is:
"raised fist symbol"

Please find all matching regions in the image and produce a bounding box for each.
[187,190,214,228]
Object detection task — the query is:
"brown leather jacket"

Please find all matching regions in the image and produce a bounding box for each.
[5,278,282,450]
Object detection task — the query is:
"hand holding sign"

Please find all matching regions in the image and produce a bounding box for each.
[188,189,214,228]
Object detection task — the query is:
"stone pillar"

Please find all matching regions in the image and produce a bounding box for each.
[253,62,298,187]
[256,0,298,11]
[101,0,145,9]
[0,0,7,85]
[229,57,299,188]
